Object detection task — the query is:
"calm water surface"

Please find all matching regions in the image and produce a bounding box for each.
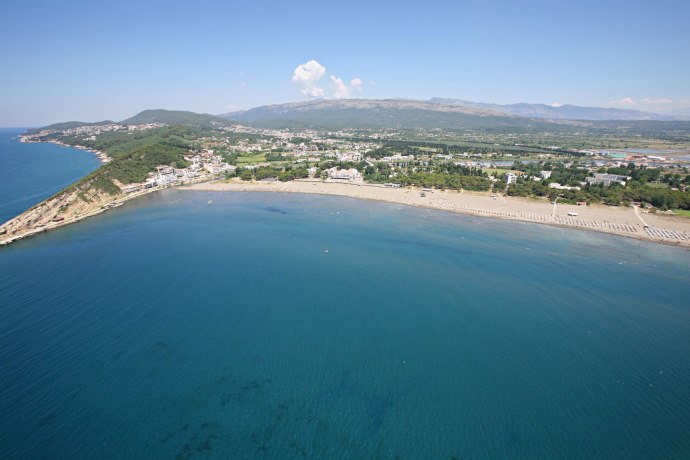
[0,128,100,224]
[1,187,689,459]
[1,135,690,458]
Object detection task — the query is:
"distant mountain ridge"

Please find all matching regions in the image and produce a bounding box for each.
[27,120,115,134]
[222,98,509,119]
[120,109,233,126]
[31,104,690,137]
[429,98,679,121]
[31,110,235,133]
[220,99,690,135]
[220,98,551,131]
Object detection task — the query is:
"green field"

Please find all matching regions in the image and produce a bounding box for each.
[236,153,267,165]
[647,182,670,189]
[673,209,690,218]
[484,168,512,176]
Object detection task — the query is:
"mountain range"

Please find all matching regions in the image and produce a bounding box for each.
[220,99,537,131]
[32,100,690,135]
[120,109,233,126]
[29,110,232,134]
[429,98,678,121]
[219,99,690,134]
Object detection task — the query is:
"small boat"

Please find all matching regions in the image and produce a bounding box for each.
[207,200,213,205]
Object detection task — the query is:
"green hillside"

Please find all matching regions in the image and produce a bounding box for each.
[26,120,114,134]
[224,99,690,137]
[241,107,555,132]
[67,125,196,187]
[121,109,234,127]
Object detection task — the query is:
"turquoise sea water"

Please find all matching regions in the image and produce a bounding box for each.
[0,128,100,224]
[1,137,690,459]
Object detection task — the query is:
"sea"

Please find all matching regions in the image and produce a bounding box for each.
[1,130,689,459]
[0,128,101,224]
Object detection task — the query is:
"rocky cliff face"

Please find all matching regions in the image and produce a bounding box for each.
[0,181,121,245]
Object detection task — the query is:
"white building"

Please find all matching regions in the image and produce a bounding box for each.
[549,183,581,191]
[156,166,176,184]
[328,167,362,181]
[337,151,362,162]
[586,173,629,187]
[505,172,518,185]
[381,154,414,167]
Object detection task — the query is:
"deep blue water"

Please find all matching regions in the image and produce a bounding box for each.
[0,128,100,224]
[0,187,689,459]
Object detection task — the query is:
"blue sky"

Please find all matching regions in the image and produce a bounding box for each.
[1,0,689,125]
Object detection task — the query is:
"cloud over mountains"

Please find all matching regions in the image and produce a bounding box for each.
[292,60,362,99]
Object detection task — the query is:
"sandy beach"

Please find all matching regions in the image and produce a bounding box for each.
[183,179,690,248]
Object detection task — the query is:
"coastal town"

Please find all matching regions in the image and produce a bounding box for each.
[20,119,690,186]
[5,116,690,247]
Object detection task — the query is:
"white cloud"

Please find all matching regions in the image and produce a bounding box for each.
[329,75,364,99]
[609,97,635,106]
[303,85,325,98]
[641,97,673,105]
[291,60,363,99]
[330,76,350,99]
[292,60,326,97]
[548,102,562,107]
[292,59,326,83]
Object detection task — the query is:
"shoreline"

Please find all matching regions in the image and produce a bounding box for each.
[0,186,158,246]
[20,135,111,164]
[3,177,690,249]
[0,172,220,248]
[182,179,690,249]
[0,174,219,247]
